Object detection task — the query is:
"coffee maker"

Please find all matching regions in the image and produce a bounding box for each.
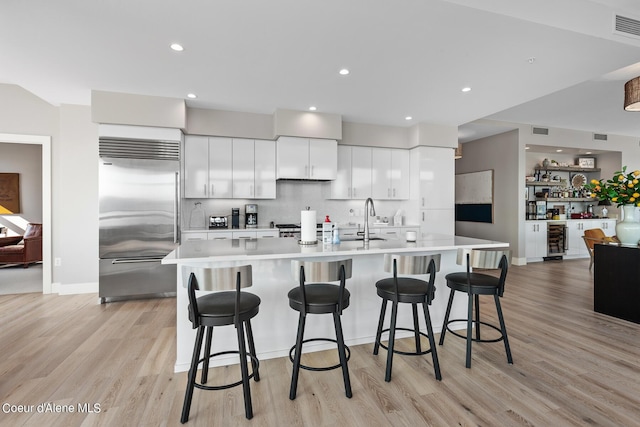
[245,204,258,228]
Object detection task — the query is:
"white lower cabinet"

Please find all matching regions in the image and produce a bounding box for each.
[567,221,588,257]
[182,231,209,241]
[567,219,617,258]
[598,219,616,236]
[525,222,547,260]
[207,231,233,240]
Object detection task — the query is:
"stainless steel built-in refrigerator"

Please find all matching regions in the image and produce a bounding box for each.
[98,138,180,302]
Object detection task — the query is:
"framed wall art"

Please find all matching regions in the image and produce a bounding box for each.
[0,173,21,214]
[578,157,596,168]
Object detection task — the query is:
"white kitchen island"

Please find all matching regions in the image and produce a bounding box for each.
[163,234,509,372]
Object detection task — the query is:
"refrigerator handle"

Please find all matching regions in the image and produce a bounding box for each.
[175,172,180,244]
[112,257,164,264]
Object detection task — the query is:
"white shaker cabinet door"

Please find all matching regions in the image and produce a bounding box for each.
[330,145,352,199]
[567,221,588,257]
[351,146,372,199]
[309,139,337,180]
[254,139,276,199]
[391,149,410,200]
[276,136,308,179]
[418,147,454,210]
[208,137,233,198]
[525,222,547,260]
[371,148,390,200]
[232,138,255,198]
[184,135,210,198]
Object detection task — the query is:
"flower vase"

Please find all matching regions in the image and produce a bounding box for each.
[615,205,640,245]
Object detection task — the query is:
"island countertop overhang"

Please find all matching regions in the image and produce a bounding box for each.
[162,234,510,264]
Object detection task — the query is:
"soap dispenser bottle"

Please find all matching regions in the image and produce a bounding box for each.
[332,224,340,244]
[322,215,333,244]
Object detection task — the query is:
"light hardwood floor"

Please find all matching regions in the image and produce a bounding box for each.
[1,258,639,426]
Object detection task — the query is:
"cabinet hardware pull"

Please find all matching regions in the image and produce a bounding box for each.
[311,165,314,176]
[388,188,391,197]
[393,188,396,197]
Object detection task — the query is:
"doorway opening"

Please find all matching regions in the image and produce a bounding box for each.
[0,133,51,294]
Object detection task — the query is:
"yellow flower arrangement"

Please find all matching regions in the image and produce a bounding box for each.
[585,166,640,207]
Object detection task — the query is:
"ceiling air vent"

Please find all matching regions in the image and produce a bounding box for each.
[614,14,640,39]
[531,126,549,136]
[593,133,608,141]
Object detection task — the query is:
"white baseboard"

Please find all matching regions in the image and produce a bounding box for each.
[52,281,99,295]
[511,257,527,266]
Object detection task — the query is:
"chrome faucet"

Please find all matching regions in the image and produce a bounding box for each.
[363,197,376,244]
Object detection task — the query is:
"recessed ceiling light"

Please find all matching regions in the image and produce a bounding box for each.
[556,149,563,152]
[405,116,412,121]
[339,68,350,75]
[525,146,530,150]
[309,106,317,111]
[461,87,471,92]
[187,93,197,99]
[170,43,184,51]
[585,151,592,154]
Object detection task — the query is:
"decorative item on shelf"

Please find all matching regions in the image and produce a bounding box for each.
[542,158,550,168]
[598,199,611,218]
[578,157,596,168]
[585,166,640,245]
[571,173,587,189]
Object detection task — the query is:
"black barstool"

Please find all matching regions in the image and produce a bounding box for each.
[181,265,260,422]
[373,254,442,382]
[439,248,513,368]
[288,258,353,400]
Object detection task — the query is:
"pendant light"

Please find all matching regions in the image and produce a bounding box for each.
[624,76,640,111]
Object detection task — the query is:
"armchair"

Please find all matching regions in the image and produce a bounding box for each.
[0,223,43,268]
[583,228,619,271]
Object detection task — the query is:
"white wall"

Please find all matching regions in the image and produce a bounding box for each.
[0,142,42,225]
[0,84,98,293]
[455,130,520,256]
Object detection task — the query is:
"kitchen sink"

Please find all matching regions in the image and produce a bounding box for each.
[340,236,386,241]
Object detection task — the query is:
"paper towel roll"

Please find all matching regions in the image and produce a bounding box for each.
[301,210,317,243]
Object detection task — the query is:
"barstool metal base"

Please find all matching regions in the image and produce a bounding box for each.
[289,338,351,371]
[194,350,260,391]
[376,327,436,356]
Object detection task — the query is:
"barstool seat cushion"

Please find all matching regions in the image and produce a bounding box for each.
[375,277,433,304]
[288,284,351,314]
[189,291,261,327]
[445,272,500,295]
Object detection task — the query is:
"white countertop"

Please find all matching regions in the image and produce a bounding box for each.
[162,234,509,264]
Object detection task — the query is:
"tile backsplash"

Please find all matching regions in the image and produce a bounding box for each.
[182,181,417,229]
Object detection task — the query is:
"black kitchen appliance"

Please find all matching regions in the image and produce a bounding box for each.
[209,216,228,229]
[231,208,240,229]
[245,204,258,228]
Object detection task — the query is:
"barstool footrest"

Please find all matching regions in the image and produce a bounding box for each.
[444,319,505,343]
[377,327,435,356]
[289,338,351,371]
[194,350,259,391]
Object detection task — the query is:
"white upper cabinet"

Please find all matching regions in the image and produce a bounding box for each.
[276,136,337,180]
[371,148,410,200]
[184,136,275,199]
[351,146,372,199]
[330,146,372,199]
[232,138,255,198]
[184,135,210,198]
[184,135,232,198]
[233,138,276,199]
[417,146,454,209]
[254,139,276,198]
[208,137,233,198]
